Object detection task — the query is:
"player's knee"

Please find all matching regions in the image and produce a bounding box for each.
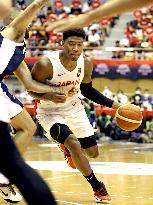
[50,123,73,144]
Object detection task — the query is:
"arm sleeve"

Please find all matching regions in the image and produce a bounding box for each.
[80,82,113,108]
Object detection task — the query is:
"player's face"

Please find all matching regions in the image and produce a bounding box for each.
[63,36,84,61]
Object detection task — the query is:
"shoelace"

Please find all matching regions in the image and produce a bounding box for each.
[98,182,108,196]
[8,184,16,195]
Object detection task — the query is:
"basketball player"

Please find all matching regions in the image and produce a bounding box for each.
[46,0,153,32]
[0,0,12,19]
[0,5,59,204]
[0,35,57,203]
[29,28,121,204]
[0,0,57,204]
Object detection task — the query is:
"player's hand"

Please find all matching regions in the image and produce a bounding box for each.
[112,101,122,109]
[68,87,77,97]
[43,92,67,103]
[45,14,89,33]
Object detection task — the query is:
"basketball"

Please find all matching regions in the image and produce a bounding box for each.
[115,104,143,131]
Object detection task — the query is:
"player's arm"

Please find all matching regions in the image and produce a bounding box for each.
[0,0,12,20]
[46,0,153,32]
[1,0,49,41]
[80,58,120,109]
[14,61,53,93]
[29,56,66,103]
[85,0,153,25]
[28,90,67,103]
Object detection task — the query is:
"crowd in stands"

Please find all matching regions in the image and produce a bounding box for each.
[113,5,153,60]
[4,0,119,57]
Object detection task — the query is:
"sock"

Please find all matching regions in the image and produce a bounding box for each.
[84,171,101,190]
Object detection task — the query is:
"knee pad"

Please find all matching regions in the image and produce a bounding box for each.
[50,123,73,144]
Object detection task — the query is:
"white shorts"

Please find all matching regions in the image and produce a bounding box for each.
[0,83,23,123]
[37,98,94,140]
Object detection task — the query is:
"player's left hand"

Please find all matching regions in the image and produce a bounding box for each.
[112,102,122,109]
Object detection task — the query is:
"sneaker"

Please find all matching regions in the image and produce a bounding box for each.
[0,183,22,203]
[58,144,76,169]
[94,182,111,204]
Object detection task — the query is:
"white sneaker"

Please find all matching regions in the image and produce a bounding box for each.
[0,183,22,202]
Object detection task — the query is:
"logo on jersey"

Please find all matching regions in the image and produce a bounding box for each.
[58,72,65,77]
[77,68,81,77]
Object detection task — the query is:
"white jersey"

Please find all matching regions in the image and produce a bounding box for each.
[0,33,25,123]
[37,50,94,139]
[38,50,85,109]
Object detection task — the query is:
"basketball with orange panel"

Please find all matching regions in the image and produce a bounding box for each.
[115,104,143,131]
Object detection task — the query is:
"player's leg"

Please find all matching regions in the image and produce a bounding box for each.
[2,87,36,154]
[0,87,35,203]
[68,101,99,159]
[11,108,36,154]
[67,101,111,203]
[56,126,93,176]
[37,104,111,203]
[50,123,110,203]
[0,121,57,205]
[37,110,92,176]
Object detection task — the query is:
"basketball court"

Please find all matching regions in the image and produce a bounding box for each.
[0,140,152,205]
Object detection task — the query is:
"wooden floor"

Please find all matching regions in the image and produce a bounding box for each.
[1,140,153,205]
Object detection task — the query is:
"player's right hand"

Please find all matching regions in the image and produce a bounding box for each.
[43,92,67,103]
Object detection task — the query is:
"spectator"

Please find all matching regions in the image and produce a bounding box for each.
[97,112,112,136]
[89,102,97,128]
[17,0,26,9]
[135,117,153,143]
[114,90,128,104]
[88,29,101,47]
[142,89,153,110]
[102,86,113,99]
[130,87,143,107]
[112,40,121,58]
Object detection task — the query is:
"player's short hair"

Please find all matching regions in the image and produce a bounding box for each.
[63,28,86,41]
[3,7,21,25]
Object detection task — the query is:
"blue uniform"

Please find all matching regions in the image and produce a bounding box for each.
[0,33,26,122]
